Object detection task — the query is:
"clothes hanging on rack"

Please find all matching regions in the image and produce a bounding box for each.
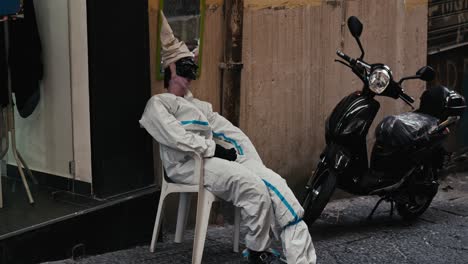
[0,25,8,107]
[0,0,43,117]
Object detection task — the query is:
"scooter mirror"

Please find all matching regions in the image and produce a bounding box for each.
[347,16,363,38]
[416,66,435,82]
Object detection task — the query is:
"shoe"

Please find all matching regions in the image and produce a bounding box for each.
[247,250,284,264]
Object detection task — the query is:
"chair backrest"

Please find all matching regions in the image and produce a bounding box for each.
[161,163,176,183]
[154,141,203,188]
[152,142,175,185]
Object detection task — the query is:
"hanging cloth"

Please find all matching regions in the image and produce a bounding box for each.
[0,0,43,117]
[0,24,8,107]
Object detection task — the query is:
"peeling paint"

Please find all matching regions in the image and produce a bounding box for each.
[206,0,224,5]
[405,0,428,11]
[206,0,223,11]
[244,0,323,10]
[148,0,159,12]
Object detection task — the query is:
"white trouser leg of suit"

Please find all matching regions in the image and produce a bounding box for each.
[201,157,274,251]
[240,158,317,264]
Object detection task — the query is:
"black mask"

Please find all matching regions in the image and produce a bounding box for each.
[175,57,198,80]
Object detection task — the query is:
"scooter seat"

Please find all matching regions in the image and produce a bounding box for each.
[375,112,438,149]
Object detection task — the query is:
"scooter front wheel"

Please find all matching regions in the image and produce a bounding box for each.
[302,168,337,225]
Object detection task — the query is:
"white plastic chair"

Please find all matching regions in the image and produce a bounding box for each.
[150,152,241,264]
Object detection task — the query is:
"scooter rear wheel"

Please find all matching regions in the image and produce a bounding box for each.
[396,166,437,221]
[396,191,435,221]
[303,168,337,225]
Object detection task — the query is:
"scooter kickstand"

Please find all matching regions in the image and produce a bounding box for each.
[367,197,385,220]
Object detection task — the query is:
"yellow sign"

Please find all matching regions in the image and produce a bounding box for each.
[206,0,223,5]
[405,0,428,11]
[244,0,323,10]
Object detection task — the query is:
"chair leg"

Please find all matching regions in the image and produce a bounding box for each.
[233,206,241,253]
[175,193,192,243]
[150,190,168,252]
[192,192,214,264]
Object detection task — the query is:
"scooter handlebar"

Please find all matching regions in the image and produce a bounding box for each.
[398,91,415,104]
[336,50,356,65]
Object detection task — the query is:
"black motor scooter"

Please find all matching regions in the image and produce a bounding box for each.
[302,16,466,224]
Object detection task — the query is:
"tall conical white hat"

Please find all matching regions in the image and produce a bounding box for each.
[160,11,194,69]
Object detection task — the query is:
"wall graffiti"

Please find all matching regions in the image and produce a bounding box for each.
[429,48,467,92]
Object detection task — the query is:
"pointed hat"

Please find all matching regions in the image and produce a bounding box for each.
[160,11,194,69]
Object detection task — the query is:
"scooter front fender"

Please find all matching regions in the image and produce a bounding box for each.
[306,158,327,188]
[306,144,352,189]
[325,144,352,173]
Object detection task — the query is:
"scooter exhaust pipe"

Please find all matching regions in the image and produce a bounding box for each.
[369,167,416,195]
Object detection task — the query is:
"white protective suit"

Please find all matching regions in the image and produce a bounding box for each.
[139,91,316,264]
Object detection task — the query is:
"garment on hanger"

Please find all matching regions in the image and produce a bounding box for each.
[0,0,43,117]
[8,0,43,118]
[0,25,8,107]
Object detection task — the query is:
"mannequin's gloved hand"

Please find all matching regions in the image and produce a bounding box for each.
[214,144,237,161]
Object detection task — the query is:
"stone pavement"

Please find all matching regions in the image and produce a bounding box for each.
[45,174,468,264]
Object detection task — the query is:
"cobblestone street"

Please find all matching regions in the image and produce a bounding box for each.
[46,174,468,264]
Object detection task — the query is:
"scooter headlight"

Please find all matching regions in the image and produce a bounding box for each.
[369,67,391,94]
